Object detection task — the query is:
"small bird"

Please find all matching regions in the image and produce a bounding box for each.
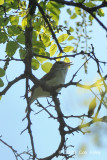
[26,61,72,111]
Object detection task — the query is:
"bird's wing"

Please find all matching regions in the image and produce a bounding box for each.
[30,71,55,91]
[40,70,55,82]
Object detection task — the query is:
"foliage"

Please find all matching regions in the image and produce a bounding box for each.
[0,0,107,160]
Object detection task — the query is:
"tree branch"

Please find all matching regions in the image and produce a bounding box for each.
[51,0,107,32]
[36,2,63,53]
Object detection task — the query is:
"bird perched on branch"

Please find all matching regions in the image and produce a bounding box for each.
[26,61,72,112]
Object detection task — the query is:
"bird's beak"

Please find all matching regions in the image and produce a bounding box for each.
[66,62,73,66]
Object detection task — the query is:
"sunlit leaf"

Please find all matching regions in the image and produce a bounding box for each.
[64,57,70,63]
[49,44,57,56]
[63,46,74,52]
[6,41,18,57]
[0,68,5,77]
[84,2,96,7]
[31,59,40,70]
[75,7,81,15]
[0,0,4,5]
[56,52,62,61]
[68,36,74,41]
[89,15,94,21]
[70,13,77,19]
[41,33,51,47]
[22,17,27,30]
[88,97,96,117]
[98,9,104,17]
[69,27,74,32]
[58,34,69,43]
[0,96,2,100]
[41,62,52,73]
[9,16,19,25]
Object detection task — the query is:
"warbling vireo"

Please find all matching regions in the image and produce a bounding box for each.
[26,61,72,110]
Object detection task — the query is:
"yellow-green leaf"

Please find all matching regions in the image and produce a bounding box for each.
[31,59,40,70]
[64,57,70,63]
[63,46,74,52]
[89,15,94,21]
[58,34,69,43]
[49,44,57,56]
[75,7,81,15]
[70,13,77,19]
[69,27,74,32]
[56,52,62,61]
[9,16,19,25]
[0,78,4,87]
[98,9,104,17]
[22,17,27,30]
[68,36,74,41]
[0,68,5,77]
[0,96,2,100]
[88,97,96,117]
[0,0,4,5]
[41,62,52,73]
[84,2,96,7]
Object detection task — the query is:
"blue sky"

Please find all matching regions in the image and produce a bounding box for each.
[0,4,107,160]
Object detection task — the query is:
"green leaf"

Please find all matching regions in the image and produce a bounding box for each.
[0,0,4,5]
[47,1,61,24]
[88,97,96,117]
[98,9,104,17]
[70,13,77,19]
[19,49,26,59]
[41,62,52,73]
[17,33,25,44]
[75,7,81,15]
[68,36,74,41]
[0,32,8,43]
[31,59,40,70]
[6,41,18,57]
[8,25,21,36]
[0,96,2,100]
[0,68,5,77]
[0,17,9,27]
[9,16,19,25]
[33,41,45,49]
[0,78,4,87]
[58,34,69,43]
[63,46,74,52]
[69,27,74,32]
[67,8,71,15]
[49,44,57,56]
[84,2,96,7]
[32,31,37,45]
